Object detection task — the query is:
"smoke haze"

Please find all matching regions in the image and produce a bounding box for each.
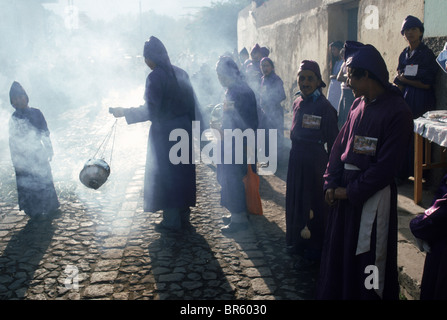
[0,0,246,211]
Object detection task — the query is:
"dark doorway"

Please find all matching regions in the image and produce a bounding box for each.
[347,6,359,41]
[327,1,359,44]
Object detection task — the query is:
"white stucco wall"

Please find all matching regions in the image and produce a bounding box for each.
[238,0,446,120]
[357,0,424,75]
[424,0,447,37]
[238,1,330,111]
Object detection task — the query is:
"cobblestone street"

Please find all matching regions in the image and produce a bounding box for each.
[0,101,316,301]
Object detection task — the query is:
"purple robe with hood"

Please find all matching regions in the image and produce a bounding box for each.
[393,16,438,179]
[316,42,413,300]
[394,15,438,119]
[123,36,197,213]
[259,57,287,155]
[285,60,339,261]
[8,82,60,218]
[259,57,286,129]
[215,56,258,215]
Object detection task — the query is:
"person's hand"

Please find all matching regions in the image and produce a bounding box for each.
[325,187,348,206]
[396,72,407,84]
[334,187,347,200]
[109,107,125,118]
[325,188,336,206]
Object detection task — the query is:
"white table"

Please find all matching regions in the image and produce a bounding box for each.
[413,111,447,204]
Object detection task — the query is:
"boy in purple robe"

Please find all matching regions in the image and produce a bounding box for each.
[214,56,258,234]
[8,81,60,220]
[285,60,339,268]
[317,41,413,300]
[394,15,438,119]
[394,15,438,180]
[259,57,286,160]
[110,36,197,232]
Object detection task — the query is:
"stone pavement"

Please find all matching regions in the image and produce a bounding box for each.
[0,159,434,302]
[0,158,318,300]
[0,99,435,300]
[396,180,434,300]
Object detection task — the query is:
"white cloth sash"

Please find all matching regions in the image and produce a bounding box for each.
[345,163,391,298]
[356,185,391,299]
[344,163,360,171]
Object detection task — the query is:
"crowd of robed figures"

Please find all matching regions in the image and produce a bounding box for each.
[7,14,447,300]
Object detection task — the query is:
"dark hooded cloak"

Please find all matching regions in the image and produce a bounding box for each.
[8,82,59,218]
[317,42,413,300]
[124,36,197,212]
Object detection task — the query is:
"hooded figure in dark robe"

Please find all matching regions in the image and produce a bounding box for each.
[285,60,339,267]
[8,81,60,219]
[214,56,258,234]
[317,41,413,300]
[110,36,197,232]
[245,44,264,100]
[259,57,287,159]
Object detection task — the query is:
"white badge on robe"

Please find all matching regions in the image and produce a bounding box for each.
[353,135,378,156]
[404,64,418,77]
[302,114,321,129]
[356,185,391,299]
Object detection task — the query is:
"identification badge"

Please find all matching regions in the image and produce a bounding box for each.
[353,135,378,156]
[404,64,418,76]
[302,114,321,129]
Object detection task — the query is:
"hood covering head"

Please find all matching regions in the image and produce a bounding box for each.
[216,56,241,81]
[9,81,29,105]
[344,41,389,87]
[250,43,262,56]
[260,57,274,69]
[298,60,326,88]
[401,15,424,35]
[260,46,270,57]
[143,36,173,71]
[239,47,249,56]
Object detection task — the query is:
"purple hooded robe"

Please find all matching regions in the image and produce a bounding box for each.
[316,42,413,300]
[123,37,197,213]
[215,56,258,215]
[286,60,339,261]
[8,82,60,217]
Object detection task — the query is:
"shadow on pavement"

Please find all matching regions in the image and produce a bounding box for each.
[147,224,236,300]
[0,214,57,299]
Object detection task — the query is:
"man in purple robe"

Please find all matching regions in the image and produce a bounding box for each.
[214,56,258,234]
[316,41,413,300]
[110,36,197,232]
[285,60,339,268]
